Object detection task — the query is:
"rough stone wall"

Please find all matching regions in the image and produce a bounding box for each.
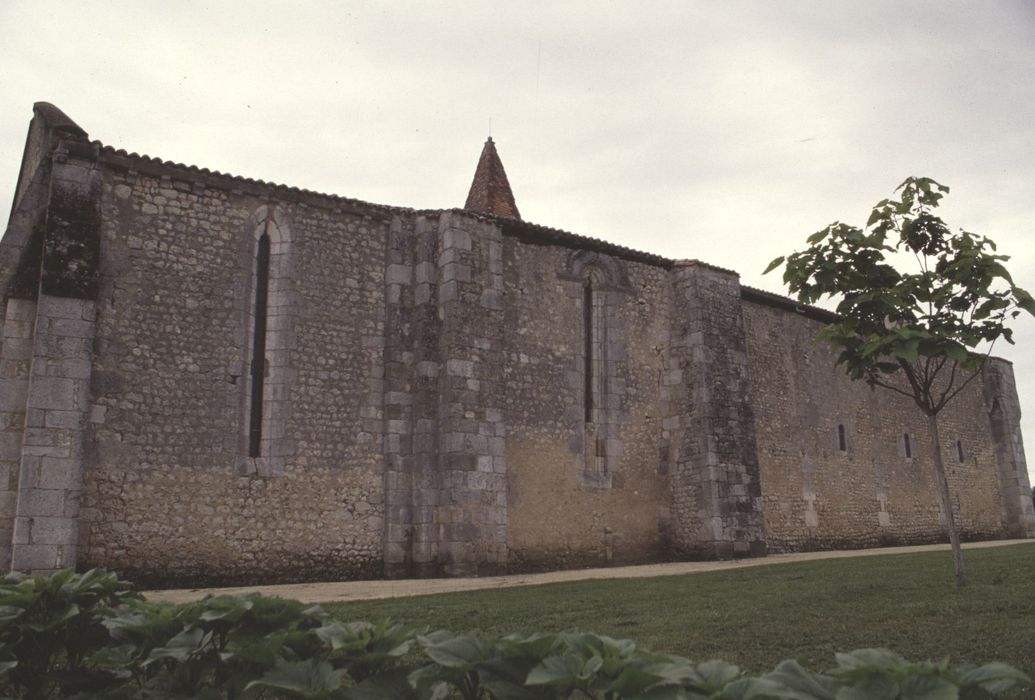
[381,212,509,578]
[666,264,766,558]
[0,299,36,568]
[3,104,1030,584]
[76,165,389,586]
[432,214,509,574]
[501,237,671,571]
[2,134,104,574]
[982,359,1035,538]
[11,295,96,573]
[743,300,1012,551]
[381,215,420,578]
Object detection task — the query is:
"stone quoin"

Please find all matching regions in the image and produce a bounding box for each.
[1,103,1032,586]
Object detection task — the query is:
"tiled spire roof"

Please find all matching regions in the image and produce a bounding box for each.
[463,137,520,220]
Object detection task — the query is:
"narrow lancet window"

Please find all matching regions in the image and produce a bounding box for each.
[248,230,271,457]
[837,424,847,452]
[903,432,912,459]
[956,440,964,463]
[565,251,626,486]
[584,280,594,423]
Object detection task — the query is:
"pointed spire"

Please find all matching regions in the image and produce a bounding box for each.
[464,137,521,220]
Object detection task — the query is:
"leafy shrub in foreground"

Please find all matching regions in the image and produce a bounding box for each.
[0,568,139,697]
[0,569,1029,698]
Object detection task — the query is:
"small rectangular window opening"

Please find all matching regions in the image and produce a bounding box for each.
[903,432,912,460]
[956,440,964,462]
[837,424,847,452]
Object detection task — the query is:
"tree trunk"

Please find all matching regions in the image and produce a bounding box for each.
[928,413,966,587]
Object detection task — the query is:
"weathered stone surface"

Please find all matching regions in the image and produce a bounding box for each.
[668,263,766,559]
[982,359,1035,538]
[0,104,1029,585]
[743,300,1024,551]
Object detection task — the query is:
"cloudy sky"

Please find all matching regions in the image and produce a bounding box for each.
[2,1,1034,485]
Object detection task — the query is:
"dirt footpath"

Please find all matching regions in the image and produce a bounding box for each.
[144,539,1033,605]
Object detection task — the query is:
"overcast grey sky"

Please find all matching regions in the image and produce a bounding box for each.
[2,1,1033,484]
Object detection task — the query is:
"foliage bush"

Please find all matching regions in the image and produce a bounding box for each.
[0,569,1029,698]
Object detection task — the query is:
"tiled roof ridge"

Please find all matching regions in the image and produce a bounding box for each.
[90,139,678,267]
[87,136,747,274]
[740,284,839,322]
[467,210,673,267]
[672,258,739,276]
[739,285,1015,365]
[94,141,408,216]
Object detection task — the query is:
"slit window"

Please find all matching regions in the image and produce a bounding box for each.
[903,432,912,460]
[956,440,964,463]
[584,279,593,423]
[837,424,847,452]
[248,231,271,457]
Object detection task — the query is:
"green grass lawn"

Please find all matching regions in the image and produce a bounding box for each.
[324,543,1035,675]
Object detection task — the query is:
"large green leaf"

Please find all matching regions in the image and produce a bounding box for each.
[244,658,347,698]
[898,674,958,700]
[958,662,1031,689]
[526,654,588,686]
[721,676,819,699]
[807,229,829,245]
[347,667,420,700]
[693,659,742,689]
[420,632,496,669]
[833,649,907,674]
[764,256,785,275]
[834,673,899,700]
[764,660,837,700]
[145,627,212,665]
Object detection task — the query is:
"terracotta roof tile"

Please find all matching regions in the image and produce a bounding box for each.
[84,127,740,273]
[463,137,521,220]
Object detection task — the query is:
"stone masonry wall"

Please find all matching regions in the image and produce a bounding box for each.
[0,299,35,569]
[382,212,508,578]
[743,300,1011,551]
[4,136,104,575]
[4,105,1030,584]
[982,359,1035,538]
[501,237,671,571]
[666,264,766,559]
[76,164,389,586]
[11,295,96,573]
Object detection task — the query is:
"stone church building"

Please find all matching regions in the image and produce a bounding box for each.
[1,103,1032,586]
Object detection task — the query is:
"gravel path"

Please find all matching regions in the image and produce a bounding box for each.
[144,539,1033,605]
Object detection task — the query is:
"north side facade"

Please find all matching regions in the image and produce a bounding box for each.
[1,103,1032,586]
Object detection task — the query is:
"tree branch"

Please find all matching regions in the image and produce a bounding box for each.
[934,368,983,414]
[895,359,929,410]
[927,352,948,395]
[870,377,919,401]
[919,356,935,397]
[933,359,960,413]
[933,340,998,413]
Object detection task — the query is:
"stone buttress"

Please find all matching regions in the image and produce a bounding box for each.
[665,261,767,558]
[982,359,1035,538]
[383,211,508,577]
[0,103,101,573]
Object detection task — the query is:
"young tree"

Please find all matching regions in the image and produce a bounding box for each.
[765,177,1035,587]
